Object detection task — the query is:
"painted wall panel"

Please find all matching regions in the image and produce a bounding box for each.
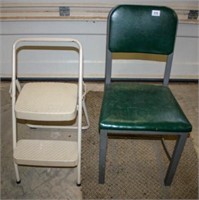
[0,1,198,79]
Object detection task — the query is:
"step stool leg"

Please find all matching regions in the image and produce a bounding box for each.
[14,162,21,184]
[76,163,81,186]
[82,99,90,129]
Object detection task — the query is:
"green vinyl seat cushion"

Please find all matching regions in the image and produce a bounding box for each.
[99,83,192,132]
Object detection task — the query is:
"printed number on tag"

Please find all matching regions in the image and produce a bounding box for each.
[152,10,161,16]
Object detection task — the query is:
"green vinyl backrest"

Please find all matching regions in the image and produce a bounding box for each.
[108,5,178,55]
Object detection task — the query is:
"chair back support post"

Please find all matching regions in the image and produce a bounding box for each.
[105,14,113,85]
[163,53,174,86]
[105,49,112,85]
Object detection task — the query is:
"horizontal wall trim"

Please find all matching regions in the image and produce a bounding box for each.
[1,77,198,83]
[1,74,198,80]
[1,33,198,39]
[0,2,199,24]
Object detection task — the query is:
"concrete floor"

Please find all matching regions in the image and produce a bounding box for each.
[1,81,198,199]
[1,82,82,199]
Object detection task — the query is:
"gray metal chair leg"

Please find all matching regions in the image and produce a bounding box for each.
[99,130,108,184]
[164,133,188,186]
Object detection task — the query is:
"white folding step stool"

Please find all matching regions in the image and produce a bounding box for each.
[11,38,89,186]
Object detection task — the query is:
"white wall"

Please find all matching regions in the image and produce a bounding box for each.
[0,0,197,4]
[0,1,198,79]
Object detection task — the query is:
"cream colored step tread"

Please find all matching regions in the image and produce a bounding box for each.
[14,140,78,167]
[15,82,78,121]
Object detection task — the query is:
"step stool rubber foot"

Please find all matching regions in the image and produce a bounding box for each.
[16,180,21,184]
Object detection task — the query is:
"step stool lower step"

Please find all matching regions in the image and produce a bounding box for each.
[14,140,78,167]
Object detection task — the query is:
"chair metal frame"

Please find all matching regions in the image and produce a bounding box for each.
[12,38,86,186]
[99,5,191,186]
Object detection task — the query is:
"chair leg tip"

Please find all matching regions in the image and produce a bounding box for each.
[76,183,81,187]
[99,180,105,184]
[164,180,172,186]
[16,180,21,184]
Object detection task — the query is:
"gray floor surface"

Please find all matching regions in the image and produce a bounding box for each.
[1,81,198,199]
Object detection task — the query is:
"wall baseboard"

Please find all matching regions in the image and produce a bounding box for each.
[1,77,198,83]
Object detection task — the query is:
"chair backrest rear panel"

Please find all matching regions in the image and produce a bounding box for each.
[108,5,178,55]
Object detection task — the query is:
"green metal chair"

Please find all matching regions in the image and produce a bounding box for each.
[99,5,192,186]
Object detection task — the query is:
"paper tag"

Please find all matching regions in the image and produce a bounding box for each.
[152,10,161,16]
